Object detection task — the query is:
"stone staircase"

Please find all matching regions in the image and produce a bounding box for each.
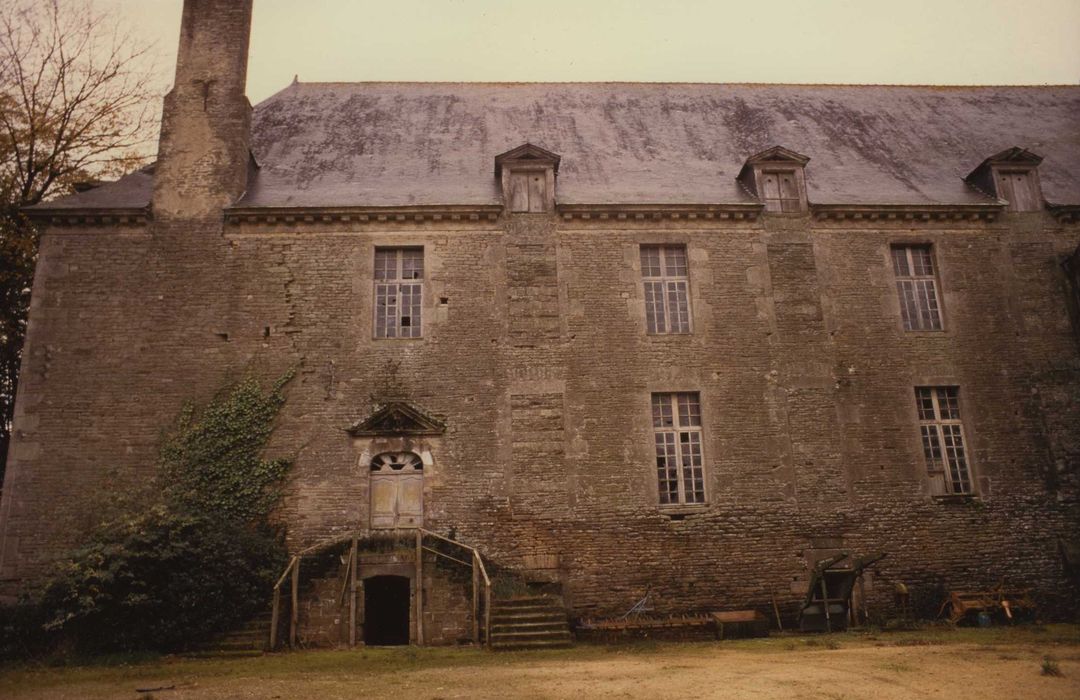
[489,595,573,650]
[186,610,272,658]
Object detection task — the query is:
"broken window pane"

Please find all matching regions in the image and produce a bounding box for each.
[652,392,706,506]
[893,245,943,331]
[374,249,423,338]
[914,386,973,495]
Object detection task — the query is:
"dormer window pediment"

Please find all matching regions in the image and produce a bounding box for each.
[495,143,560,213]
[737,146,810,213]
[965,147,1044,212]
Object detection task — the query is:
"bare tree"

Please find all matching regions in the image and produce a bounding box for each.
[0,0,159,482]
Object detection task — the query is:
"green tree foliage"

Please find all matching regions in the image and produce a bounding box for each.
[0,0,157,482]
[3,374,293,656]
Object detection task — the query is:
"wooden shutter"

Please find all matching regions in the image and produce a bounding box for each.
[760,172,781,211]
[778,172,800,211]
[509,172,530,212]
[370,474,398,528]
[527,173,547,212]
[396,472,424,527]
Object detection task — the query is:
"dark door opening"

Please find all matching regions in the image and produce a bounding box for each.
[364,575,411,645]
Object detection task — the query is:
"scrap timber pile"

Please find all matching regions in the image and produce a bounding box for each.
[939,584,1036,624]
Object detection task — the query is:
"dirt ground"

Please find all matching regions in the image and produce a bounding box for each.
[1,626,1078,699]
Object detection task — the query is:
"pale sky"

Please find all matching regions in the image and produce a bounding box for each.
[99,0,1080,103]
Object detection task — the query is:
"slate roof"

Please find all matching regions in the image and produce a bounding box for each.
[34,82,1080,211]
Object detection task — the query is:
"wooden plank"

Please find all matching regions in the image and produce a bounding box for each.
[415,529,424,646]
[290,557,300,648]
[349,533,358,648]
[484,580,492,649]
[270,584,281,650]
[472,552,480,645]
[820,576,832,633]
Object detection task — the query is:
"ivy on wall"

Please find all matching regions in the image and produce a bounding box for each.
[1,372,295,657]
[160,372,294,524]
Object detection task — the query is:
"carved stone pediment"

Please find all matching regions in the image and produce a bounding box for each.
[347,401,446,437]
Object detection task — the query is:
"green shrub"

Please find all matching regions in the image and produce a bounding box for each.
[2,373,293,657]
[38,505,285,652]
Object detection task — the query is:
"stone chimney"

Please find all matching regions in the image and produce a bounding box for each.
[151,0,254,220]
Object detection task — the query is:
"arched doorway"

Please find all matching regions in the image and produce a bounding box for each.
[364,575,411,645]
[370,451,424,528]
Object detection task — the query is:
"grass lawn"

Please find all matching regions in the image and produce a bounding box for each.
[1,624,1078,699]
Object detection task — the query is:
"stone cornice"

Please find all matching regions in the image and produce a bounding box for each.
[225,204,503,226]
[811,203,1004,223]
[26,200,1075,229]
[557,203,763,222]
[24,207,149,227]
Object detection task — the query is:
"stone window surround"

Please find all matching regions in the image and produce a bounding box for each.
[373,246,424,340]
[640,244,693,335]
[907,381,982,500]
[352,437,439,531]
[651,391,709,512]
[886,237,951,336]
[891,242,945,332]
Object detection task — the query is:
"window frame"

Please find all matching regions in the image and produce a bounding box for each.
[373,246,424,340]
[891,243,945,332]
[651,392,707,508]
[914,386,975,497]
[640,244,693,335]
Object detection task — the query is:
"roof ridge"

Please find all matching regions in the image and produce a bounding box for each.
[277,80,1079,89]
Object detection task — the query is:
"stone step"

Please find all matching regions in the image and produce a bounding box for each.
[491,603,565,615]
[491,621,568,633]
[492,597,562,609]
[491,638,574,651]
[491,629,572,642]
[491,611,567,623]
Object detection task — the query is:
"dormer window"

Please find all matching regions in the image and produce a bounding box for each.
[494,143,560,213]
[965,147,1043,213]
[737,146,810,214]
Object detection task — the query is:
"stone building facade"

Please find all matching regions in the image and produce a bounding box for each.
[1,0,1079,644]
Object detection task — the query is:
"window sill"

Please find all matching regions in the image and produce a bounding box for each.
[932,493,978,502]
[659,505,709,518]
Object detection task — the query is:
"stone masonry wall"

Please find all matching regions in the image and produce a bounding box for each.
[2,208,1078,631]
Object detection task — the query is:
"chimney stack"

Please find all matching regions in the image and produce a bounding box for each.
[151,0,254,220]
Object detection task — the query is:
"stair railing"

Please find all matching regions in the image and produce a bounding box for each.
[417,527,492,648]
[269,528,493,650]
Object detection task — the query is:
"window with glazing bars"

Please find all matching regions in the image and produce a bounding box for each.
[892,245,943,331]
[374,248,423,338]
[640,245,691,334]
[652,392,705,505]
[915,386,973,495]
